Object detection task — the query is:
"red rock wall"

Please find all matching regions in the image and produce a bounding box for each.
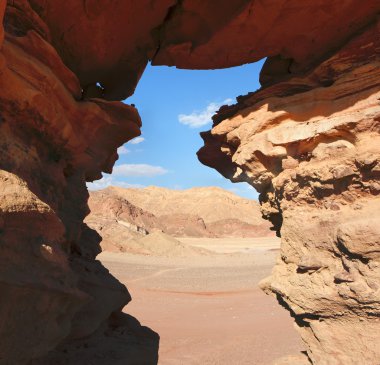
[1,0,380,364]
[1,1,157,364]
[28,0,380,100]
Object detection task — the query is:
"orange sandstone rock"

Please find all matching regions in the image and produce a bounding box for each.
[28,0,380,100]
[199,21,380,365]
[0,1,146,363]
[1,0,380,364]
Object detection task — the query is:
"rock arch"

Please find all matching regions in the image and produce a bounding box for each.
[0,1,379,364]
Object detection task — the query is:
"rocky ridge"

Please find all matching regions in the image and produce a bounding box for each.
[86,186,272,252]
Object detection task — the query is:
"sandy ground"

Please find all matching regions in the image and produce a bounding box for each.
[178,236,281,253]
[99,237,304,365]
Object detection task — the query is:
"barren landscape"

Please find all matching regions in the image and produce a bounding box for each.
[100,236,304,365]
[86,186,273,253]
[89,187,302,364]
[2,1,380,364]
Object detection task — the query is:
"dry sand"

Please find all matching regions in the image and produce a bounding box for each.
[99,237,304,365]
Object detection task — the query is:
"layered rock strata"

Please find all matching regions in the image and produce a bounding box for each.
[1,0,379,364]
[199,21,380,365]
[28,0,379,100]
[0,1,157,364]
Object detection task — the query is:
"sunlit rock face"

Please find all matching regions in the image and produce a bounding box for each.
[199,21,380,365]
[1,0,380,363]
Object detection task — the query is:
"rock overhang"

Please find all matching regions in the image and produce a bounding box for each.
[27,0,380,100]
[1,1,380,364]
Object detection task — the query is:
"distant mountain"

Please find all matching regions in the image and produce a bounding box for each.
[86,186,273,252]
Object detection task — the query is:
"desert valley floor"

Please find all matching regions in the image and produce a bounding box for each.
[100,237,304,365]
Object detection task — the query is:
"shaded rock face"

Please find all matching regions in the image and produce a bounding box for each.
[0,1,155,364]
[199,21,380,365]
[1,1,379,364]
[28,0,379,100]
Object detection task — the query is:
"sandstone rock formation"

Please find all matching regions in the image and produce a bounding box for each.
[27,0,379,100]
[86,186,272,252]
[0,1,149,364]
[1,0,379,364]
[198,19,380,365]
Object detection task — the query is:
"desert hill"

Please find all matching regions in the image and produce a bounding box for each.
[106,186,264,225]
[86,186,272,253]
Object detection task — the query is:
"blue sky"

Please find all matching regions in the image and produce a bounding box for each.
[87,60,264,200]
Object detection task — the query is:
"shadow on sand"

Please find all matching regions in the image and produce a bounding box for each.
[31,312,160,365]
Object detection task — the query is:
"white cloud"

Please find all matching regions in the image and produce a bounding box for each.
[86,163,168,191]
[223,98,234,104]
[117,146,130,155]
[113,163,168,177]
[130,136,145,144]
[86,176,144,191]
[178,98,234,128]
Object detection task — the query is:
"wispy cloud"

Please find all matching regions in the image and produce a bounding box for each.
[130,136,145,145]
[87,160,168,191]
[117,145,130,155]
[178,98,233,128]
[113,163,168,177]
[87,176,144,191]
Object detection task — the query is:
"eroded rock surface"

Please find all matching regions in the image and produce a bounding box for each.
[0,1,154,364]
[1,0,379,364]
[28,0,380,100]
[199,21,380,365]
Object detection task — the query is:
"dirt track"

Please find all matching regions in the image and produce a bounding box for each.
[99,237,304,364]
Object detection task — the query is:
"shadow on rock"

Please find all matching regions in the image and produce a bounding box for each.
[31,312,160,365]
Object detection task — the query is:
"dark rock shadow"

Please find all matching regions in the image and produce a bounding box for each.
[30,312,160,365]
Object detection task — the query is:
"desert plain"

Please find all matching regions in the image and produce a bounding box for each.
[100,236,304,365]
